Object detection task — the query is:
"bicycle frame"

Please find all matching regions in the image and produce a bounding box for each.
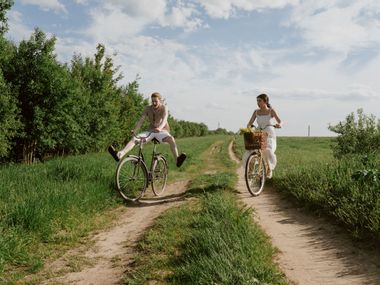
[134,134,161,182]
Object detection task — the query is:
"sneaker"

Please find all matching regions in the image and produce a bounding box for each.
[108,145,120,162]
[176,153,187,167]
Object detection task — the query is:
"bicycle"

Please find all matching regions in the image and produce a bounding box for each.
[244,125,278,196]
[115,133,168,202]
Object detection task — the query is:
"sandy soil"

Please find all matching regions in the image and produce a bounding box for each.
[229,142,380,285]
[38,180,189,285]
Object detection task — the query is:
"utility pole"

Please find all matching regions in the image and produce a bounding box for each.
[308,125,310,137]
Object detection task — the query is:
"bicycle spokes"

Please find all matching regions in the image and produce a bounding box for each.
[245,153,266,196]
[151,156,168,196]
[116,157,148,201]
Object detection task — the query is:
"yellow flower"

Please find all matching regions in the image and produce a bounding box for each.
[239,127,263,135]
[239,127,254,134]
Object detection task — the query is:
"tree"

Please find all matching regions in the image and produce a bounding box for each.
[69,44,125,151]
[0,0,13,36]
[8,28,75,162]
[0,15,19,160]
[115,80,148,146]
[0,71,20,159]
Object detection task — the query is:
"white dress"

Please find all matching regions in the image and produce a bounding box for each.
[243,110,277,171]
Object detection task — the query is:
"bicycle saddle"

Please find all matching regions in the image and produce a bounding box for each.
[152,138,160,144]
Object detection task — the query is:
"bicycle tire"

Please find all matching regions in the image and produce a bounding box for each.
[151,155,168,196]
[115,156,148,201]
[245,152,266,196]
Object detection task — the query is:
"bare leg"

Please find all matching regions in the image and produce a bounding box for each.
[162,136,178,160]
[118,139,137,159]
[162,136,187,167]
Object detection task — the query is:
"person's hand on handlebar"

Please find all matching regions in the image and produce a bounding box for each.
[153,128,160,133]
[274,123,281,129]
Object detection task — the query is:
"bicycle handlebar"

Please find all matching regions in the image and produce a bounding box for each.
[132,132,153,141]
[251,124,281,130]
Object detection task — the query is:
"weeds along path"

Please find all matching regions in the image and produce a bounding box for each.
[36,180,189,285]
[229,142,380,285]
[30,140,225,285]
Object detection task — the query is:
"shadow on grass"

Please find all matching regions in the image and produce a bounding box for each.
[124,184,222,208]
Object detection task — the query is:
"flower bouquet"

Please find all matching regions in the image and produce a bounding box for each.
[239,127,267,150]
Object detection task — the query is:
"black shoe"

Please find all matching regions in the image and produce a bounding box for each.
[176,153,187,167]
[108,145,119,162]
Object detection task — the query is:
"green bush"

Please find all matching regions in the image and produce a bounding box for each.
[328,109,380,158]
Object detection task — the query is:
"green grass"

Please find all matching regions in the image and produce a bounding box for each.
[233,135,334,168]
[1,135,289,284]
[135,135,232,181]
[124,188,287,285]
[234,135,380,240]
[0,153,119,283]
[0,135,227,283]
[123,137,289,285]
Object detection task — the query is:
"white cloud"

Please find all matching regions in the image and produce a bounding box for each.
[83,1,205,42]
[85,6,145,40]
[73,0,88,5]
[161,4,204,32]
[242,85,379,101]
[7,0,380,135]
[6,11,32,42]
[196,0,299,19]
[20,0,67,13]
[287,1,380,54]
[110,0,167,20]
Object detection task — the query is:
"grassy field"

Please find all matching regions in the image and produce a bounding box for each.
[234,135,380,240]
[123,137,289,284]
[0,135,226,282]
[0,135,288,284]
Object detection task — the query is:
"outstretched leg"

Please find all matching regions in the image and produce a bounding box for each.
[118,139,137,159]
[162,136,187,167]
[108,139,137,162]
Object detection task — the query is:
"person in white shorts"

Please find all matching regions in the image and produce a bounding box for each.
[108,92,187,167]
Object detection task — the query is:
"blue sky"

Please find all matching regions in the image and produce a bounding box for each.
[6,0,380,136]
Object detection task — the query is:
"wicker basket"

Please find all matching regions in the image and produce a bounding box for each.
[243,132,268,150]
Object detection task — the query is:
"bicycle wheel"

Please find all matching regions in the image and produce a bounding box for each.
[151,155,168,196]
[245,152,266,196]
[115,156,148,201]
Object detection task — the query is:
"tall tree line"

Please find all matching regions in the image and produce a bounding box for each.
[0,1,210,164]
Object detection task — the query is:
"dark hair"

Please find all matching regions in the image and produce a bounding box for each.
[257,93,271,108]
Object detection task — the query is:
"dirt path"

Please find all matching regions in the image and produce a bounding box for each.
[24,140,226,285]
[38,180,189,285]
[229,142,380,285]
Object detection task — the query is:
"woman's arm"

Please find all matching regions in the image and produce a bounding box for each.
[246,110,257,128]
[271,109,282,128]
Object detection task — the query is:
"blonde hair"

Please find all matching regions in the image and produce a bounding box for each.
[151,92,161,99]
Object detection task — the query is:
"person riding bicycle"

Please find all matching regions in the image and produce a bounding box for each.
[108,92,187,167]
[245,93,282,178]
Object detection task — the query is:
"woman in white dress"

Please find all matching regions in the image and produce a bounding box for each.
[245,94,282,178]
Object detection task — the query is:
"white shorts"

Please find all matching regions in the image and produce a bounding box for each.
[136,131,172,143]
